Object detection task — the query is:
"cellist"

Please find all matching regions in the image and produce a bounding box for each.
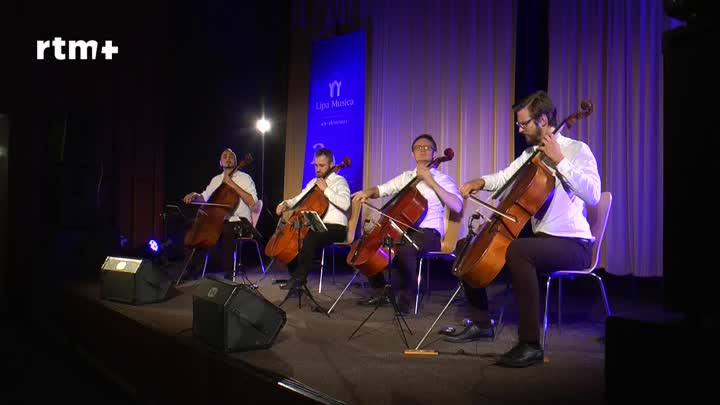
[274,148,351,291]
[352,134,463,314]
[447,91,601,368]
[182,148,258,280]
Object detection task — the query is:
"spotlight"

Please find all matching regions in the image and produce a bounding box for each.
[255,116,271,200]
[143,238,178,267]
[146,238,172,257]
[256,117,271,134]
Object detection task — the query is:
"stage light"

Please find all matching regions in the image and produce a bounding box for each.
[255,116,271,201]
[256,117,271,134]
[143,238,178,267]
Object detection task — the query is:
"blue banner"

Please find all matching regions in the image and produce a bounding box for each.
[303,31,365,192]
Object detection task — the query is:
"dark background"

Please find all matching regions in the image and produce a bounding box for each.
[0,2,714,401]
[4,0,290,295]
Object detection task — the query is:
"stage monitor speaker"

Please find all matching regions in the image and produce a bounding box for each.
[100,256,172,304]
[192,278,287,352]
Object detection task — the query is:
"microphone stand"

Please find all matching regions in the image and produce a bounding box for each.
[277,213,330,317]
[348,222,415,348]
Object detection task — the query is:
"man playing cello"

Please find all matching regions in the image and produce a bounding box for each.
[274,148,351,291]
[449,91,601,368]
[182,148,258,280]
[351,134,463,314]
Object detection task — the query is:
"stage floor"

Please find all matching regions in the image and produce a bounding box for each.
[49,259,663,404]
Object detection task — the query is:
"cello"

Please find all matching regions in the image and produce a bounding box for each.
[264,157,351,264]
[451,100,594,288]
[346,149,454,277]
[183,153,254,250]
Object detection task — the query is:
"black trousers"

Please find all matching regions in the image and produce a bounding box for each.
[367,228,441,302]
[220,220,242,276]
[464,234,592,343]
[287,224,347,283]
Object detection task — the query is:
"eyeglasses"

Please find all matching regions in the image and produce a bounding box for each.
[413,145,434,152]
[515,118,534,129]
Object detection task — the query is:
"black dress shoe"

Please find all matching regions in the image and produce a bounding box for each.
[357,295,390,306]
[495,342,544,368]
[443,323,494,343]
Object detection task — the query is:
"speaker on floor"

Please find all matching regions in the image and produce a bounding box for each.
[100,256,172,304]
[192,277,286,352]
[605,314,702,400]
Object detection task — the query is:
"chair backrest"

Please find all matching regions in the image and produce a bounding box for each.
[585,191,612,270]
[439,204,464,254]
[344,200,362,244]
[250,199,263,227]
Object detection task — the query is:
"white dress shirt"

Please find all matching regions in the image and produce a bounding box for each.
[285,172,351,226]
[377,168,462,238]
[200,171,258,222]
[481,133,601,241]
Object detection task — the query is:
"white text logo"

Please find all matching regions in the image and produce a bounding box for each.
[37,37,119,60]
[328,80,342,98]
[316,79,354,114]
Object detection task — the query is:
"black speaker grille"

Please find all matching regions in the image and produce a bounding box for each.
[192,279,286,352]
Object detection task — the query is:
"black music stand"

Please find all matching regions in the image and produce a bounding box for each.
[327,204,420,315]
[348,230,415,348]
[229,218,259,288]
[278,210,330,317]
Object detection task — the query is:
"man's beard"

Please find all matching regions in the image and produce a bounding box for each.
[527,126,543,145]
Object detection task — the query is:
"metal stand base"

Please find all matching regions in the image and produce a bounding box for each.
[348,284,413,348]
[279,283,330,317]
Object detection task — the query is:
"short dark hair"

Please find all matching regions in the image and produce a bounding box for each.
[411,134,437,152]
[314,148,334,164]
[513,90,557,127]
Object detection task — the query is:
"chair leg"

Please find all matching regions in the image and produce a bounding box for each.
[331,249,336,284]
[257,258,276,283]
[319,248,326,294]
[232,241,238,281]
[494,281,511,341]
[200,251,209,279]
[253,240,266,274]
[558,276,563,334]
[590,273,612,317]
[415,257,424,315]
[426,259,431,297]
[543,275,553,350]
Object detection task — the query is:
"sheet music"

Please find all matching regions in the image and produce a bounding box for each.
[301,210,328,232]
